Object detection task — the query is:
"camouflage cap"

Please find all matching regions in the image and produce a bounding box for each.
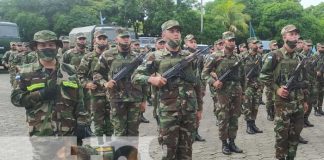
[222,31,235,40]
[161,20,181,32]
[131,39,140,44]
[303,39,313,45]
[10,42,16,46]
[247,37,260,44]
[214,39,223,45]
[76,32,86,39]
[155,37,165,43]
[317,42,324,47]
[184,34,196,41]
[281,24,299,35]
[116,28,130,38]
[59,36,69,42]
[31,30,63,48]
[239,43,246,48]
[270,40,277,45]
[22,42,29,47]
[16,42,22,46]
[94,30,107,38]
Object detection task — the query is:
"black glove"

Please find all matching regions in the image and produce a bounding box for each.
[39,86,58,100]
[74,123,93,140]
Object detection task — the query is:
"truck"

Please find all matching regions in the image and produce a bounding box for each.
[0,21,20,68]
[69,25,136,50]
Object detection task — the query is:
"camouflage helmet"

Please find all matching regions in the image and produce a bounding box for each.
[30,30,63,48]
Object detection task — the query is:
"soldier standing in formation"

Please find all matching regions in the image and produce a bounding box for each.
[93,29,145,137]
[259,25,307,160]
[243,37,263,134]
[2,42,17,70]
[63,33,88,68]
[78,31,113,144]
[202,31,245,155]
[11,30,90,159]
[132,20,201,159]
[314,43,324,116]
[184,34,206,142]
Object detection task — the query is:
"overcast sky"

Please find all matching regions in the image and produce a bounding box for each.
[203,0,323,8]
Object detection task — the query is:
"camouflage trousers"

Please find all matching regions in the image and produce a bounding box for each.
[212,96,219,118]
[274,98,304,159]
[110,101,140,136]
[9,68,16,87]
[242,86,261,121]
[304,84,318,118]
[216,92,242,140]
[91,96,113,136]
[158,110,196,160]
[265,86,275,114]
[316,82,324,109]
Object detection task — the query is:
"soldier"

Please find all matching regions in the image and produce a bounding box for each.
[78,31,113,144]
[314,42,324,116]
[131,39,141,53]
[184,34,206,142]
[300,39,315,127]
[259,25,307,160]
[239,43,247,54]
[11,30,90,159]
[63,33,87,68]
[202,31,245,155]
[213,39,224,53]
[155,37,166,51]
[296,37,304,53]
[132,20,201,159]
[8,42,24,87]
[243,37,263,134]
[93,28,145,137]
[58,36,70,61]
[269,40,279,52]
[2,42,17,70]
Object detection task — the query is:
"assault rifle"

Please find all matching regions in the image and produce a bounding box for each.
[284,58,307,92]
[213,56,247,82]
[112,52,148,81]
[246,57,262,80]
[162,46,212,80]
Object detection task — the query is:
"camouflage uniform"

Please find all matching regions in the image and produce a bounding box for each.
[63,47,86,68]
[242,49,263,134]
[132,20,199,160]
[10,30,89,159]
[202,31,245,154]
[8,42,25,88]
[93,44,144,136]
[2,42,17,69]
[57,36,70,62]
[259,25,306,160]
[78,31,113,137]
[314,43,324,115]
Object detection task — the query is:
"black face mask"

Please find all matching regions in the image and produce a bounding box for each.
[167,40,181,49]
[77,43,86,49]
[38,48,57,61]
[118,43,130,51]
[286,40,297,49]
[97,44,107,51]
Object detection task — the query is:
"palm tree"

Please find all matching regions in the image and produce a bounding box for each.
[210,0,250,34]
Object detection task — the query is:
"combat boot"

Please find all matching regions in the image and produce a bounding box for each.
[318,107,324,116]
[286,156,294,160]
[228,138,243,153]
[251,120,263,133]
[195,128,206,142]
[314,109,321,116]
[222,140,231,155]
[246,120,255,134]
[299,136,308,144]
[140,112,150,123]
[304,118,314,127]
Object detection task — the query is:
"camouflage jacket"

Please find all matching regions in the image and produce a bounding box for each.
[78,51,106,96]
[259,47,308,102]
[93,47,145,102]
[11,60,88,136]
[2,50,16,66]
[63,48,87,68]
[202,51,245,97]
[132,49,201,112]
[314,52,324,83]
[244,52,262,87]
[57,48,69,62]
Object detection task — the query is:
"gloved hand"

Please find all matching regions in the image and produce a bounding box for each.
[39,86,58,100]
[74,123,93,139]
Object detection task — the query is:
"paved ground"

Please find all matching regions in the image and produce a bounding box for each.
[0,72,324,160]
